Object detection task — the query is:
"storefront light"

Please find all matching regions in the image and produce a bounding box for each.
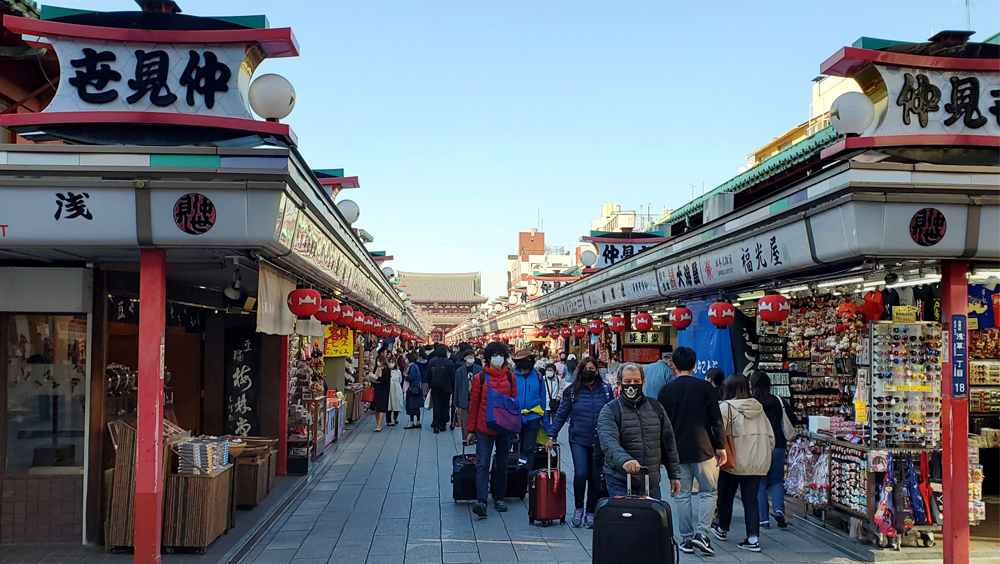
[816,276,864,288]
[780,285,810,293]
[885,274,942,289]
[971,269,1000,278]
[736,291,765,302]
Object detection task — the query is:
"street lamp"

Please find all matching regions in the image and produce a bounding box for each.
[338,200,360,224]
[581,249,598,268]
[248,74,296,121]
[829,91,875,136]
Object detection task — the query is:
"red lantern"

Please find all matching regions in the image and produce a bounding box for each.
[314,299,341,324]
[339,305,354,327]
[572,325,587,339]
[352,312,366,331]
[538,327,550,338]
[393,327,401,337]
[372,319,382,335]
[589,319,604,335]
[559,327,573,339]
[608,316,626,333]
[287,289,321,318]
[758,294,791,323]
[634,312,654,331]
[670,307,693,330]
[708,302,736,329]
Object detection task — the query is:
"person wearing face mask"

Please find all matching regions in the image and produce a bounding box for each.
[596,363,682,501]
[466,341,519,518]
[542,363,565,424]
[546,357,614,528]
[386,356,404,427]
[403,352,424,429]
[371,354,392,432]
[564,354,580,385]
[512,349,552,473]
[453,348,481,438]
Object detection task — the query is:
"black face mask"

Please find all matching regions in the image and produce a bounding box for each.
[566,360,578,371]
[515,359,534,372]
[621,383,643,404]
[580,370,598,383]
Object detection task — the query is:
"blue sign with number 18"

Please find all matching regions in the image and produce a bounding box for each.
[952,314,967,397]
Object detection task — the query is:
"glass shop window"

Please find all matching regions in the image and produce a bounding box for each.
[5,315,87,474]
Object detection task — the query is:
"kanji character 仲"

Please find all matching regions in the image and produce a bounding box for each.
[179,50,232,109]
[896,72,941,127]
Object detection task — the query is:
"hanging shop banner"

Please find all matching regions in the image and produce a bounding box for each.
[324,326,354,358]
[257,262,297,335]
[224,328,262,437]
[584,270,660,312]
[677,300,735,379]
[656,222,813,296]
[952,314,967,397]
[866,65,1000,138]
[729,308,758,378]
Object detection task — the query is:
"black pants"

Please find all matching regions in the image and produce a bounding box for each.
[717,472,763,540]
[432,390,452,430]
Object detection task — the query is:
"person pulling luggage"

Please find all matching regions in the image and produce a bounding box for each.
[596,362,682,500]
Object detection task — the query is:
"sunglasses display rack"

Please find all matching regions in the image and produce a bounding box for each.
[867,321,943,450]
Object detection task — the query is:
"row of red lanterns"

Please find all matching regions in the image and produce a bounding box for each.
[286,289,416,340]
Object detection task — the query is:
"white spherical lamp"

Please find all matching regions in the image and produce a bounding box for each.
[337,199,360,224]
[829,92,875,136]
[382,266,395,278]
[249,74,296,120]
[508,294,519,305]
[526,282,539,296]
[581,249,598,267]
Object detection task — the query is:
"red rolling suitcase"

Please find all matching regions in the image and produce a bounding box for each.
[593,468,678,564]
[528,445,566,526]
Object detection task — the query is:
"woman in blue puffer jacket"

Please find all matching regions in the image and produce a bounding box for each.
[546,357,614,529]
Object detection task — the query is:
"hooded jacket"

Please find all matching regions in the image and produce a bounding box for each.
[720,398,775,476]
[515,367,551,434]
[550,381,614,447]
[597,396,681,488]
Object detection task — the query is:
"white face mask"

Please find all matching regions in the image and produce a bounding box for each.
[466,358,475,366]
[490,355,505,368]
[388,363,396,369]
[546,370,555,378]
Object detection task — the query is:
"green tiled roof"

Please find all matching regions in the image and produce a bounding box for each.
[655,126,842,227]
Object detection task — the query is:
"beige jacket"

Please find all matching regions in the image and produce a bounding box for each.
[720,398,775,476]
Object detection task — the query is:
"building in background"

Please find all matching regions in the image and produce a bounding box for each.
[397,272,489,342]
[591,203,635,232]
[506,229,573,297]
[0,0,59,144]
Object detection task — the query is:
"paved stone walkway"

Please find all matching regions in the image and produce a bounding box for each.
[240,414,861,564]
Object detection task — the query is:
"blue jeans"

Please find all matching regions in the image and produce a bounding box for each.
[476,431,511,504]
[520,417,542,472]
[758,447,786,523]
[570,443,602,512]
[605,471,661,500]
[676,459,720,542]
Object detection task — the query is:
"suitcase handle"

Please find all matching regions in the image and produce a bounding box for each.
[626,466,651,497]
[546,443,560,474]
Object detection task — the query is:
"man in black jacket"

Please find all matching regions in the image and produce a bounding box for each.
[427,344,456,434]
[657,347,727,556]
[596,362,681,500]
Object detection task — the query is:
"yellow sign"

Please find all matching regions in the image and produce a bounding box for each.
[624,330,667,346]
[892,305,919,323]
[855,400,868,422]
[324,326,354,358]
[969,317,979,330]
[883,384,932,392]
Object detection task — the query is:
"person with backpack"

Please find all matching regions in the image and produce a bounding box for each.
[512,349,552,473]
[750,371,797,529]
[596,362,682,501]
[545,357,614,529]
[466,341,519,519]
[427,344,456,434]
[454,348,481,437]
[657,347,727,556]
[403,352,424,429]
[712,374,775,553]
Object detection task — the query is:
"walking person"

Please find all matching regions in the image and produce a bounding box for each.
[371,354,391,432]
[454,348,481,438]
[596,362,682,500]
[428,344,456,434]
[707,367,726,400]
[564,354,579,384]
[750,371,796,529]
[466,341,519,518]
[386,355,404,426]
[642,347,675,399]
[542,363,565,425]
[546,357,613,528]
[403,352,424,429]
[512,349,552,472]
[657,347,727,556]
[712,374,775,553]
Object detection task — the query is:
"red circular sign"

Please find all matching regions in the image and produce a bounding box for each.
[909,208,946,247]
[174,193,216,235]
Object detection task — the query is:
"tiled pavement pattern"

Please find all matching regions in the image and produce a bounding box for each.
[241,417,862,564]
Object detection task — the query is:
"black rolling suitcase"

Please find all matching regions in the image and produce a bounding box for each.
[490,447,529,499]
[593,468,678,564]
[451,445,478,502]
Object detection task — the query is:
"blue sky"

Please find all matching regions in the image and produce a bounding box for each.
[50,1,1000,298]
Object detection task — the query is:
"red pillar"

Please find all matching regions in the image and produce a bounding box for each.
[135,249,166,564]
[941,260,969,564]
[277,335,289,476]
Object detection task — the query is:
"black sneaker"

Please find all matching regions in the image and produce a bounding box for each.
[473,502,487,519]
[679,541,695,554]
[692,533,715,555]
[738,538,761,552]
[494,500,508,513]
[775,511,788,529]
[711,524,727,541]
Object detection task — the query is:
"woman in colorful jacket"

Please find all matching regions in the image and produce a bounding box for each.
[546,357,614,528]
[511,349,552,473]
